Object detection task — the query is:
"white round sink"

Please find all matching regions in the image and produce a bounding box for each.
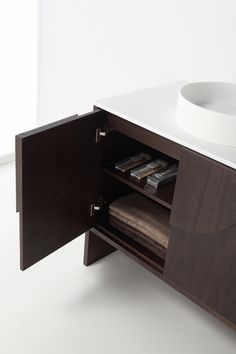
[176,82,236,147]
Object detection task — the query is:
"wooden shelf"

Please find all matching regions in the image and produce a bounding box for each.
[96,223,165,275]
[102,167,175,210]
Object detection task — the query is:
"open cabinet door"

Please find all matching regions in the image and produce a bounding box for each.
[16,110,105,270]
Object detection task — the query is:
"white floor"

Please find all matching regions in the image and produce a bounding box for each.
[0,162,235,354]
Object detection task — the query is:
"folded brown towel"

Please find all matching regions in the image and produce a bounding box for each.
[110,215,167,259]
[109,193,170,249]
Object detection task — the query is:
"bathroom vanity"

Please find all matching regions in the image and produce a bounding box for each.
[16,82,236,330]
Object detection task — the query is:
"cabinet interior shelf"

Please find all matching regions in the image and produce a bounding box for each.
[102,166,175,210]
[96,223,165,274]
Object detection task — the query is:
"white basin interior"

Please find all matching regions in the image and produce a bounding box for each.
[176,82,236,147]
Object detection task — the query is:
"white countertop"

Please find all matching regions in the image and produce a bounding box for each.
[94,81,236,169]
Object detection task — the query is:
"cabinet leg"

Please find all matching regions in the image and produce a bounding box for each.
[83,229,116,266]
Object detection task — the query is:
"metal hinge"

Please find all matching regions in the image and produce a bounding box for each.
[90,198,106,216]
[95,126,112,143]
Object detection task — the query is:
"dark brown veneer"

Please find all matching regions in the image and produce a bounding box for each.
[16,110,104,270]
[16,108,236,331]
[105,111,182,161]
[103,166,175,210]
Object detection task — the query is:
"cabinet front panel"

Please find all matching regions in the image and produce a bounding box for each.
[165,226,236,324]
[165,148,236,324]
[16,110,104,270]
[170,148,236,234]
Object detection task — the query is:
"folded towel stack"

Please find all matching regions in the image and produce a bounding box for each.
[109,193,170,255]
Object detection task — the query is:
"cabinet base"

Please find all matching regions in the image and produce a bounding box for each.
[83,227,236,332]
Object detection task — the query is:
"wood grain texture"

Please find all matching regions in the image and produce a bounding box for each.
[103,166,175,210]
[170,148,236,233]
[165,225,236,325]
[16,105,236,329]
[96,224,165,274]
[16,110,104,270]
[88,225,236,330]
[105,112,182,161]
[165,272,236,332]
[165,148,236,325]
[84,230,116,266]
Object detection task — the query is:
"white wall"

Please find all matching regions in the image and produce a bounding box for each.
[38,0,236,125]
[0,0,38,162]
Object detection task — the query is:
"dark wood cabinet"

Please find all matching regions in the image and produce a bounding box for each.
[164,148,236,325]
[16,110,105,269]
[15,109,236,330]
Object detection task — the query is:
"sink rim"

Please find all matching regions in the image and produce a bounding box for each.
[176,81,236,148]
[179,81,236,117]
